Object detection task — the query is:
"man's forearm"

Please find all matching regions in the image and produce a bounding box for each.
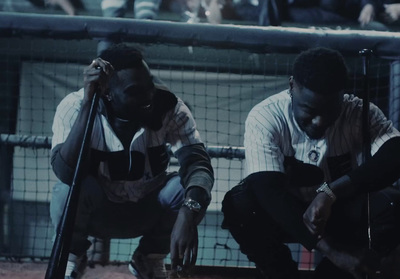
[346,137,400,194]
[176,143,214,201]
[183,186,209,225]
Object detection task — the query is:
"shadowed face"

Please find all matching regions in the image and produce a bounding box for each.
[107,64,155,123]
[291,79,343,140]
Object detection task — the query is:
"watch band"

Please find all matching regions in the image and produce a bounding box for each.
[316,182,337,202]
[182,198,202,212]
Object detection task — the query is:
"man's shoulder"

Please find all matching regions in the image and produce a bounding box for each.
[251,90,291,115]
[258,90,290,105]
[58,88,84,107]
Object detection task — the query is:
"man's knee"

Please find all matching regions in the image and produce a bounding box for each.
[371,187,400,225]
[50,176,104,229]
[370,187,400,254]
[221,179,258,229]
[50,181,70,229]
[158,175,184,210]
[222,180,300,278]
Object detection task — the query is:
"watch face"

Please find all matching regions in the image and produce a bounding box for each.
[184,199,201,212]
[317,183,327,193]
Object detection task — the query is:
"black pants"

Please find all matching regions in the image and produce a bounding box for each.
[221,175,400,278]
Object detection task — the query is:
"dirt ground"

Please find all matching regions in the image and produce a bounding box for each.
[0,261,258,279]
[0,262,139,279]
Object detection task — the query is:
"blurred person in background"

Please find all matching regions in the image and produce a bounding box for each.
[2,0,79,15]
[46,0,77,15]
[167,0,224,23]
[98,0,162,54]
[316,0,400,30]
[381,1,400,24]
[257,0,395,30]
[101,0,160,20]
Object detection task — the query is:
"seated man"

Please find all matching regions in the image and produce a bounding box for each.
[50,43,214,279]
[222,47,400,278]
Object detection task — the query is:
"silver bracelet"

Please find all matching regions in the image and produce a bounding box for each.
[182,198,202,212]
[316,182,337,202]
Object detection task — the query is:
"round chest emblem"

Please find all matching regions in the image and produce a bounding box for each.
[308,150,320,162]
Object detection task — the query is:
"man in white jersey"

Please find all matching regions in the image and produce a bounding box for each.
[222,47,400,279]
[50,44,214,279]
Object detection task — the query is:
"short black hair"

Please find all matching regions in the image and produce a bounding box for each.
[293,47,348,95]
[99,43,144,71]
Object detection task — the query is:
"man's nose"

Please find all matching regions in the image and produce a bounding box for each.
[312,115,325,127]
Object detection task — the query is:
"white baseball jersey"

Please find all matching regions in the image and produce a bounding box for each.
[244,90,400,182]
[52,88,203,202]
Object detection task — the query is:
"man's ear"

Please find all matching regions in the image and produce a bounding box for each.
[289,76,294,90]
[142,60,151,73]
[102,88,112,101]
[105,94,112,102]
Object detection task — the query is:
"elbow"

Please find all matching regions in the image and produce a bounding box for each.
[51,145,74,185]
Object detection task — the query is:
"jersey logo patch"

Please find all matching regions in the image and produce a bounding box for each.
[308,150,320,162]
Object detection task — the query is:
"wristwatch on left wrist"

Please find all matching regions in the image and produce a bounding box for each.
[316,182,337,202]
[182,198,202,212]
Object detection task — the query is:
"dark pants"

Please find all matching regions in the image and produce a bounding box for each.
[50,174,184,257]
[221,174,400,278]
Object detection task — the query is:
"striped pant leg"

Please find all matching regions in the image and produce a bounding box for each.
[134,0,161,19]
[101,0,127,17]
